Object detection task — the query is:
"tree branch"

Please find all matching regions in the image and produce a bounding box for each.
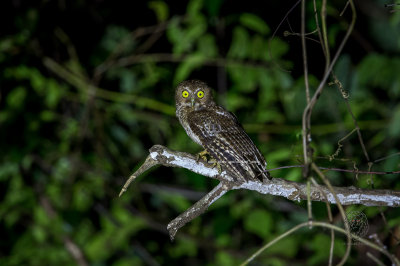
[167,182,232,240]
[119,145,400,239]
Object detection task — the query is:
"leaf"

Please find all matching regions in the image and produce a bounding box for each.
[244,209,273,238]
[227,26,249,59]
[240,13,270,35]
[166,17,183,46]
[215,234,232,247]
[169,238,197,257]
[267,148,292,162]
[100,25,132,54]
[308,234,345,265]
[215,251,236,266]
[174,53,205,84]
[187,0,203,17]
[32,225,46,243]
[0,162,19,181]
[120,70,137,93]
[264,237,298,257]
[148,1,169,22]
[225,91,253,111]
[46,79,63,108]
[7,86,26,109]
[230,199,252,218]
[267,38,289,60]
[168,15,207,54]
[197,33,218,57]
[256,109,283,123]
[186,15,207,44]
[249,34,265,60]
[159,193,191,212]
[227,67,258,93]
[40,110,56,121]
[113,258,143,266]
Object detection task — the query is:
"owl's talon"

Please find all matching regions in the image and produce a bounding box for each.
[208,159,222,174]
[216,163,222,174]
[196,150,209,162]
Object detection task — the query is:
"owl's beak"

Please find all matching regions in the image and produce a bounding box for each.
[191,97,195,108]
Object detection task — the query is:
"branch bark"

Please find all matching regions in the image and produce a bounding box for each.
[119,145,400,239]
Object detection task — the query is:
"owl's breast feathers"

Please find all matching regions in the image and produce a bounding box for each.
[187,106,270,182]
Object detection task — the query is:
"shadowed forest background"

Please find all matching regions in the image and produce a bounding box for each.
[1,0,400,265]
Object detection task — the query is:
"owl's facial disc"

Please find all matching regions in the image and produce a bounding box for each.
[175,80,215,112]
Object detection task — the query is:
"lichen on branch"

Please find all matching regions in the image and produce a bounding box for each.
[119,145,400,240]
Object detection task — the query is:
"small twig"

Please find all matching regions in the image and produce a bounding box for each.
[301,0,356,178]
[43,57,175,115]
[283,28,320,44]
[366,252,386,266]
[306,179,313,227]
[266,164,400,175]
[310,177,335,266]
[63,237,89,266]
[132,241,161,266]
[313,0,326,57]
[384,3,400,13]
[312,163,352,265]
[379,207,400,244]
[119,156,159,197]
[167,182,232,240]
[331,75,370,162]
[374,152,400,163]
[340,1,351,16]
[329,128,357,161]
[240,221,400,266]
[301,0,311,104]
[268,0,301,72]
[321,0,331,71]
[93,21,170,81]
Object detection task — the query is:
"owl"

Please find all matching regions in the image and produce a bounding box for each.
[175,80,270,182]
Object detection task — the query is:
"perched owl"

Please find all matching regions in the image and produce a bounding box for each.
[175,80,270,182]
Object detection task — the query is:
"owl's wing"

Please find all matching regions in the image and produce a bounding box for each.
[188,107,270,182]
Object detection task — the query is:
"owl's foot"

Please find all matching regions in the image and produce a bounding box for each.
[196,151,222,174]
[196,150,209,162]
[208,159,222,174]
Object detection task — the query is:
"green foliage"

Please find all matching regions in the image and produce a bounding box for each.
[244,209,273,238]
[214,251,236,266]
[240,13,270,35]
[307,234,345,265]
[159,193,191,212]
[169,238,197,257]
[148,1,169,22]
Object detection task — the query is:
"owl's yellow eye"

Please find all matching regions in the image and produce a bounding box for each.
[197,91,204,98]
[182,90,189,98]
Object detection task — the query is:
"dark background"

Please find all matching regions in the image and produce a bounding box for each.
[0,0,399,265]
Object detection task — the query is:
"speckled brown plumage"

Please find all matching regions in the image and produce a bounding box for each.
[175,80,270,182]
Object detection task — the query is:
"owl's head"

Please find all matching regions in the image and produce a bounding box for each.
[175,80,215,111]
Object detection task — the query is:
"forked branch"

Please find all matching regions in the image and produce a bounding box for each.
[119,145,400,240]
